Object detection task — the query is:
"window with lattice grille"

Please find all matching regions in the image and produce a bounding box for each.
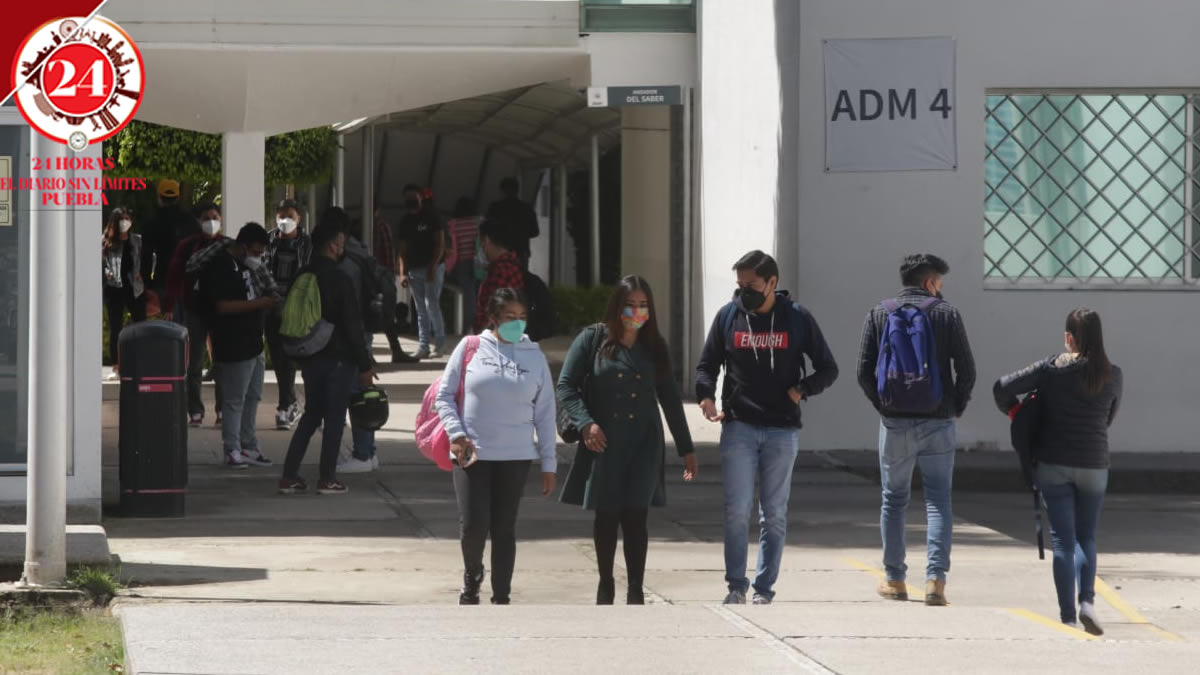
[984,92,1200,287]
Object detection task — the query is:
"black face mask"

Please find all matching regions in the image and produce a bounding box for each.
[404,198,420,211]
[736,287,767,311]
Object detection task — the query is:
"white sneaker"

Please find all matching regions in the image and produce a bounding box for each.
[413,346,431,360]
[337,456,375,474]
[373,456,380,470]
[105,369,120,381]
[225,450,249,470]
[1079,601,1104,636]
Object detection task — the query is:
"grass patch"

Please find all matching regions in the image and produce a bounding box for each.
[0,607,125,674]
[67,567,125,607]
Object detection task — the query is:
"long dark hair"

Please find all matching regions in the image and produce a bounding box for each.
[1066,308,1112,395]
[102,207,132,251]
[602,275,669,379]
[486,287,529,330]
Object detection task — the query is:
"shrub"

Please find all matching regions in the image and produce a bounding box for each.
[551,285,612,336]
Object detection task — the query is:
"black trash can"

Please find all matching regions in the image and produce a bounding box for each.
[118,321,189,517]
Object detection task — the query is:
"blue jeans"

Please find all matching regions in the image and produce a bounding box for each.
[215,354,265,455]
[720,420,800,599]
[878,417,956,582]
[1037,462,1108,623]
[408,264,446,349]
[282,358,358,482]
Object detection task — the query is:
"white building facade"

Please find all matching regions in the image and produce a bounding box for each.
[2,0,1197,521]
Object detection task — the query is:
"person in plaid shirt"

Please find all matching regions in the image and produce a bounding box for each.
[474,219,524,334]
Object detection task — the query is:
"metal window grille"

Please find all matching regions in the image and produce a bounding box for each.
[984,92,1200,287]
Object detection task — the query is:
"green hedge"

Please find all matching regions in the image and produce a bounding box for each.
[551,285,612,335]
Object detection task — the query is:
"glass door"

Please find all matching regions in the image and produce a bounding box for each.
[0,109,31,473]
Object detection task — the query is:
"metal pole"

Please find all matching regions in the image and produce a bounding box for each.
[680,86,693,395]
[22,134,70,587]
[334,135,345,207]
[307,184,317,233]
[558,163,569,286]
[590,135,601,287]
[361,124,375,254]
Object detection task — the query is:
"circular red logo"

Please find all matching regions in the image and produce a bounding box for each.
[11,16,145,150]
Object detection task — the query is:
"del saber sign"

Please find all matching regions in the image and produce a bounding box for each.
[824,37,957,172]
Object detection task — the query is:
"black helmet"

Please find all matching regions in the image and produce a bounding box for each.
[349,386,390,431]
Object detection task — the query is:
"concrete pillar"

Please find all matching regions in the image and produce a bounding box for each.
[221,132,266,239]
[334,136,345,208]
[697,0,783,327]
[590,136,601,286]
[22,133,74,586]
[620,105,674,341]
[361,124,375,251]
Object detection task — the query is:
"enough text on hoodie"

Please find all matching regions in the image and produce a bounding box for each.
[435,331,558,472]
[695,291,839,428]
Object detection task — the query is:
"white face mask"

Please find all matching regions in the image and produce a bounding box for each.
[201,219,221,236]
[277,217,297,234]
[244,255,263,269]
[119,219,133,233]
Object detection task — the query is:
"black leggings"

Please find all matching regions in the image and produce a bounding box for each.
[104,284,145,365]
[453,460,531,602]
[593,509,649,591]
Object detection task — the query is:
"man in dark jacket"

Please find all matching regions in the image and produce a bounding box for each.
[855,253,976,607]
[695,250,839,606]
[279,216,377,496]
[142,179,197,298]
[484,177,539,268]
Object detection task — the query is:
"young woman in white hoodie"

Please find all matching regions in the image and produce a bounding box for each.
[435,287,558,605]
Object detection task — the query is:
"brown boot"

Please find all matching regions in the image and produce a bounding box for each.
[877,579,908,601]
[925,579,947,606]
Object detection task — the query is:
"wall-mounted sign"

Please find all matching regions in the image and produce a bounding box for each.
[0,156,10,226]
[588,85,683,108]
[823,37,956,172]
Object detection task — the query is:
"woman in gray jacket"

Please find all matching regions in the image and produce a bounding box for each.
[993,308,1122,636]
[102,207,145,379]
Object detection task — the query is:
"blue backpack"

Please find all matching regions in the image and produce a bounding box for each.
[875,297,942,413]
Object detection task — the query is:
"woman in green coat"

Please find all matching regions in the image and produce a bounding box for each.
[557,275,698,605]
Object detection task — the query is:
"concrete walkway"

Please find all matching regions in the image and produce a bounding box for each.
[103,337,1200,674]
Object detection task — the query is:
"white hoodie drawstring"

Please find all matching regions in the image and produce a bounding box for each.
[745,310,776,373]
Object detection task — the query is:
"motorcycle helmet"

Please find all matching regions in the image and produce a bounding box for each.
[349,386,390,431]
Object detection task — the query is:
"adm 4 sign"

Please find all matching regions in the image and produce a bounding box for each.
[823,37,957,172]
[830,88,952,122]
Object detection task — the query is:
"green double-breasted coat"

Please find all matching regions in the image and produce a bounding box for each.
[557,325,695,510]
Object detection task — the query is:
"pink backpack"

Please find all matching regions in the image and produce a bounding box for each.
[414,336,481,471]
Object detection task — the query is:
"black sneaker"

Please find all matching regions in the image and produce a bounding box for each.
[317,480,348,495]
[391,352,420,364]
[459,571,483,605]
[596,578,615,605]
[490,597,510,605]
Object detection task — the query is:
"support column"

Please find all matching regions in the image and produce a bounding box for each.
[334,135,346,207]
[557,164,572,287]
[221,132,266,240]
[620,105,673,341]
[361,124,375,253]
[590,135,601,287]
[22,134,72,586]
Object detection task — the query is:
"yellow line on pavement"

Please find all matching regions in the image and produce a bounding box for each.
[1006,608,1098,641]
[841,557,923,600]
[1095,577,1185,642]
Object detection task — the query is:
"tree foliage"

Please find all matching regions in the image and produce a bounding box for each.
[104,121,338,186]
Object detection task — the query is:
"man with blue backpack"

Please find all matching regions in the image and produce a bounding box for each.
[856,253,976,607]
[696,250,839,606]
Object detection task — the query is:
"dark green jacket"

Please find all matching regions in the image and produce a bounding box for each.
[557,325,695,509]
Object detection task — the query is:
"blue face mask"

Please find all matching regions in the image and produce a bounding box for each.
[497,319,526,343]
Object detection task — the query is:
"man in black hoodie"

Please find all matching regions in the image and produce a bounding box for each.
[696,250,839,605]
[278,215,377,496]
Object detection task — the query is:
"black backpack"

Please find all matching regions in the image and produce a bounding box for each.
[345,248,396,334]
[521,270,555,342]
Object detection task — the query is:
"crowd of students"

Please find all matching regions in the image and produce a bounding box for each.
[107,181,1119,631]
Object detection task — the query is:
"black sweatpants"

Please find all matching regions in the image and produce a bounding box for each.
[453,459,531,602]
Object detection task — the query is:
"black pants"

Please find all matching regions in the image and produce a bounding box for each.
[453,460,531,602]
[264,312,297,410]
[282,357,358,483]
[594,509,650,592]
[104,284,145,365]
[183,308,223,418]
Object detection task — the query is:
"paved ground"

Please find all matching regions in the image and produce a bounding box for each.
[102,337,1200,674]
